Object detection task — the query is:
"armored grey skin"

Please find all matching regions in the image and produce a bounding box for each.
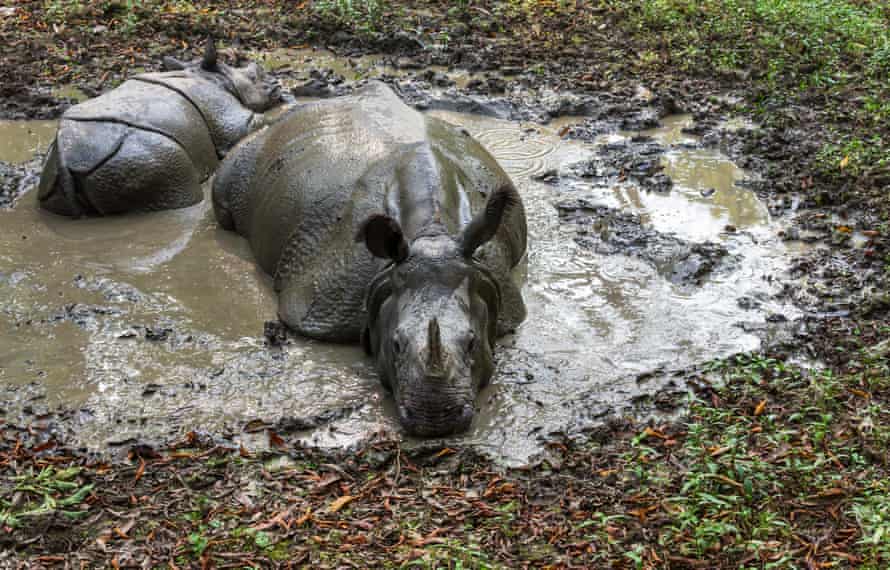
[213,81,527,436]
[38,43,282,217]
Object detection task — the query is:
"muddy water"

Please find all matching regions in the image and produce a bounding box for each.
[0,120,58,163]
[615,115,767,242]
[0,109,794,464]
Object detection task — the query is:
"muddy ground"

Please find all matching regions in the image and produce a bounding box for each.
[1,1,888,568]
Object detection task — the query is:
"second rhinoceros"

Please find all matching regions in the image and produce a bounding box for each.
[213,81,528,436]
[38,43,281,217]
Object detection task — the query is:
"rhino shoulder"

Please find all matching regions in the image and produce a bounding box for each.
[133,72,257,154]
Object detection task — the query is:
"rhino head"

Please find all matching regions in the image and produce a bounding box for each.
[357,185,518,437]
[162,42,281,112]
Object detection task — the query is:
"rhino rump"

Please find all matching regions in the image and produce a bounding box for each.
[37,76,230,216]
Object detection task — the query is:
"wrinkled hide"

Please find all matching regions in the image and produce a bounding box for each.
[213,81,527,436]
[38,44,281,217]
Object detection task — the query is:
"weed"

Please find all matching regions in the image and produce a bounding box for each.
[312,0,386,35]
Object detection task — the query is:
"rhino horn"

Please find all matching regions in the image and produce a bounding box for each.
[201,41,219,72]
[427,318,444,373]
[459,183,519,257]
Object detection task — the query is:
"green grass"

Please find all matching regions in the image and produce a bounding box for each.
[0,466,94,527]
[608,0,890,179]
[312,0,387,35]
[621,352,890,566]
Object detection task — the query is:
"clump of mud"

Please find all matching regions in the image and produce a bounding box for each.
[556,199,732,286]
[560,136,674,193]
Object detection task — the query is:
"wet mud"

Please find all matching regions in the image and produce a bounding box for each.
[0,68,798,463]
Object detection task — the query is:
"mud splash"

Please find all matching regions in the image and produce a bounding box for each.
[0,107,795,464]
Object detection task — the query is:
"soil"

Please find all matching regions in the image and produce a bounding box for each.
[1,1,888,567]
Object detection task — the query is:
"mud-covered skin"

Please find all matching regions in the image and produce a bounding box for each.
[213,81,527,436]
[37,45,281,217]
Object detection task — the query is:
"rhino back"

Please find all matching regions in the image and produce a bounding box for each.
[132,72,259,154]
[216,82,525,338]
[63,79,218,175]
[234,83,428,273]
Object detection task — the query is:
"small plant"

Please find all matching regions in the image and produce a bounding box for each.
[313,0,386,35]
[0,466,93,527]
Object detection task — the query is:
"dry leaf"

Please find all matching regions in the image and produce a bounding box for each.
[328,495,355,513]
[434,447,457,458]
[643,427,667,439]
[268,430,286,449]
[133,457,146,483]
[754,400,767,416]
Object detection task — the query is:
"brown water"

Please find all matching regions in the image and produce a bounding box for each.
[0,109,794,464]
[0,120,59,163]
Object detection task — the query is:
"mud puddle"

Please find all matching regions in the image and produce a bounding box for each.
[0,120,58,164]
[0,107,796,464]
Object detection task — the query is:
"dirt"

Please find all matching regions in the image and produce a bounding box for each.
[555,199,733,287]
[1,1,888,567]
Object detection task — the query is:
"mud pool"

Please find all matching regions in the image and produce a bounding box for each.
[0,105,797,464]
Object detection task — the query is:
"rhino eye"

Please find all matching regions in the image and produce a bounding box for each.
[392,337,403,355]
[466,334,477,353]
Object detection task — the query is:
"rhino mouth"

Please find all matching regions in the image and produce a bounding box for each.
[397,399,475,437]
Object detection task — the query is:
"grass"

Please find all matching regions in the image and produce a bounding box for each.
[312,0,388,35]
[627,352,890,566]
[605,0,890,180]
[0,466,93,528]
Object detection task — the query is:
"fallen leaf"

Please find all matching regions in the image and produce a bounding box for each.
[839,155,850,169]
[133,457,146,483]
[754,400,767,416]
[328,495,355,513]
[32,440,57,453]
[643,427,667,439]
[294,508,312,526]
[434,447,457,458]
[714,474,744,489]
[268,431,286,449]
[709,445,731,457]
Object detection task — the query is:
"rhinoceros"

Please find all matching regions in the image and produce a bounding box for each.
[213,81,527,436]
[38,43,281,217]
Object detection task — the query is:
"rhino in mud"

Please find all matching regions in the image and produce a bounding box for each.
[38,43,282,217]
[213,81,528,436]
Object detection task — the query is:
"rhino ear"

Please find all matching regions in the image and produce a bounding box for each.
[162,56,187,71]
[459,184,520,257]
[356,214,409,263]
[201,41,219,72]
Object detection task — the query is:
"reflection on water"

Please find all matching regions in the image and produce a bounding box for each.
[640,115,765,241]
[0,107,794,464]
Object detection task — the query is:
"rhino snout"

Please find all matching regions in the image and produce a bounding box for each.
[397,399,475,437]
